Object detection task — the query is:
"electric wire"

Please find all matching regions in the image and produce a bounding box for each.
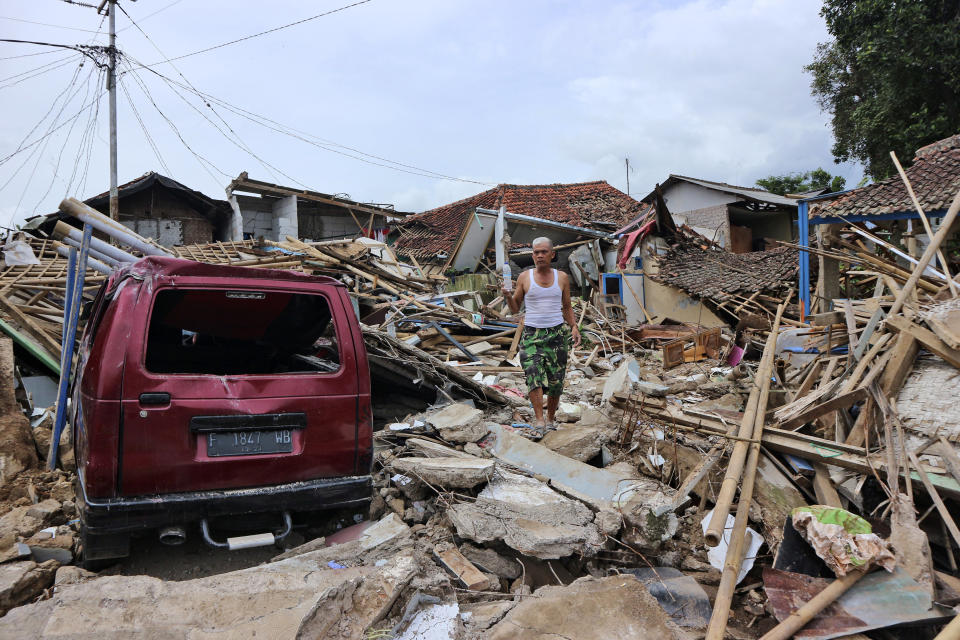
[32,61,99,210]
[140,0,374,66]
[7,58,90,224]
[118,57,229,183]
[0,15,105,33]
[118,7,316,188]
[0,49,61,61]
[64,67,105,196]
[116,0,185,33]
[118,72,171,175]
[126,56,494,186]
[0,52,78,86]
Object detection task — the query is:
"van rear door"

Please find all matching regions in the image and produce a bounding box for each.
[118,280,361,496]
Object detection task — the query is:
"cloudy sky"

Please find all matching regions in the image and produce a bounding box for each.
[0,0,860,227]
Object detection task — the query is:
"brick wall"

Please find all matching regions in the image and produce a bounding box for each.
[673,204,730,246]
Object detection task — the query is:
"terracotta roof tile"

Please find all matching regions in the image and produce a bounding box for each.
[810,133,960,219]
[655,240,798,302]
[392,181,643,259]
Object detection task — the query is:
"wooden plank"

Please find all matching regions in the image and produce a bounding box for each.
[0,295,62,357]
[777,387,868,430]
[925,307,960,350]
[937,437,960,485]
[434,546,488,590]
[885,314,960,369]
[908,451,960,549]
[812,462,843,508]
[843,299,859,356]
[506,316,524,361]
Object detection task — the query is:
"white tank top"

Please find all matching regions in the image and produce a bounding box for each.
[524,269,564,328]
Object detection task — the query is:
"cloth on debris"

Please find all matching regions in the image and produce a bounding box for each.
[520,324,570,396]
[2,241,40,266]
[791,506,896,576]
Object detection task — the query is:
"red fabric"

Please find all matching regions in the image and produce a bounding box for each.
[616,219,655,269]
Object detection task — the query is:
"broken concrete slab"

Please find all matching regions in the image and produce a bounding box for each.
[623,567,712,629]
[447,470,603,559]
[423,403,487,443]
[540,424,607,462]
[394,602,463,640]
[405,438,475,459]
[7,553,418,640]
[459,543,521,580]
[555,401,583,423]
[486,575,691,640]
[1,550,420,639]
[273,512,412,564]
[484,424,678,547]
[460,600,516,632]
[389,456,494,489]
[0,559,58,615]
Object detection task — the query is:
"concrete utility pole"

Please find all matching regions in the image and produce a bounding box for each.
[107,0,119,221]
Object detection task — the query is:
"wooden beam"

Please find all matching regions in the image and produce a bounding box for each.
[812,462,843,508]
[777,387,868,430]
[885,315,960,369]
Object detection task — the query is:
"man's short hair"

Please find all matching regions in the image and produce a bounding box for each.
[531,237,554,250]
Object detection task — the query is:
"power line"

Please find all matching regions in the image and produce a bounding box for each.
[118,71,171,175]
[125,56,494,186]
[0,15,105,33]
[116,0,185,33]
[0,53,78,86]
[118,4,303,186]
[140,0,375,66]
[0,49,61,61]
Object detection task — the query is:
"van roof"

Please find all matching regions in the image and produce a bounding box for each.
[111,256,343,287]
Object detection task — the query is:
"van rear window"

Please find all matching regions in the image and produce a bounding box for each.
[145,289,340,375]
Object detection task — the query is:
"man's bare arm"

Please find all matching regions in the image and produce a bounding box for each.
[503,271,527,314]
[559,272,581,347]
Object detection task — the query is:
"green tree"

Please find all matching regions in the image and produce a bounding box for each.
[756,168,846,195]
[806,0,960,179]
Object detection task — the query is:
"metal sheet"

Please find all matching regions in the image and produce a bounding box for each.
[764,567,950,639]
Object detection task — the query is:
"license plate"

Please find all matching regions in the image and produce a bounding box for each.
[206,429,293,457]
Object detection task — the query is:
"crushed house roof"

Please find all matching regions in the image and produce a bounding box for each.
[26,171,232,232]
[809,133,960,219]
[640,174,799,209]
[655,239,799,302]
[392,181,645,259]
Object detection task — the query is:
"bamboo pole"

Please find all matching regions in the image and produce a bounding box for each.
[703,303,785,547]
[890,151,957,296]
[935,613,960,640]
[888,187,960,317]
[705,304,785,640]
[759,569,867,640]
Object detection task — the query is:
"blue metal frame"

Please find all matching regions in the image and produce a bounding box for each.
[50,223,92,469]
[795,185,946,315]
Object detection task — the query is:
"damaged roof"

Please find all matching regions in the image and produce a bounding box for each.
[392,181,644,259]
[809,133,960,219]
[655,239,798,302]
[641,175,799,209]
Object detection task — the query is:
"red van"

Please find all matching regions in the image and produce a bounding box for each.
[71,257,372,566]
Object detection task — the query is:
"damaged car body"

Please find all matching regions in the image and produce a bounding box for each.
[71,257,373,566]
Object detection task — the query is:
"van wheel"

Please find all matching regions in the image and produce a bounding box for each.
[80,528,129,571]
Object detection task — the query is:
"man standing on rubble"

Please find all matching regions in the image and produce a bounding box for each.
[502,237,581,433]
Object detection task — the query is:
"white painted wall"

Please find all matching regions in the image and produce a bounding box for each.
[662,181,737,214]
[272,195,298,241]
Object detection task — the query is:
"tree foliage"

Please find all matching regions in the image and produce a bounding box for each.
[806,0,960,179]
[755,168,846,195]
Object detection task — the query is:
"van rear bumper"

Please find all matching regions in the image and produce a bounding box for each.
[78,475,372,535]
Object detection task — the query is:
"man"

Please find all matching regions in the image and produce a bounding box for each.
[502,237,581,433]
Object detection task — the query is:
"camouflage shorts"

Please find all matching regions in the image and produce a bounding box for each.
[520,324,570,397]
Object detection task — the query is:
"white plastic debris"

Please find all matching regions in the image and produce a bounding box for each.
[700,509,763,585]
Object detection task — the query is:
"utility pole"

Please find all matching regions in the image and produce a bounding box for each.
[625,157,630,196]
[107,0,118,221]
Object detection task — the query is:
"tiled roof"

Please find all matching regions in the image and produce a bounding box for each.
[655,240,798,302]
[392,181,644,259]
[809,133,960,219]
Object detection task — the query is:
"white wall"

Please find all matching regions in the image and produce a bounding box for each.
[662,181,737,214]
[272,195,298,241]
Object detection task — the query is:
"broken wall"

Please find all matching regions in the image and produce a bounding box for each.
[635,235,727,326]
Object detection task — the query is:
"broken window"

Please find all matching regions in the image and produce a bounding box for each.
[144,289,340,375]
